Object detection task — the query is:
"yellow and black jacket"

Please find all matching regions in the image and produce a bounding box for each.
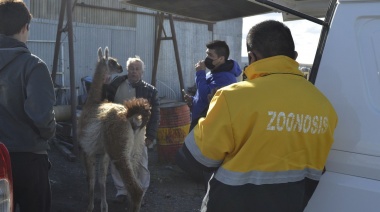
[177,56,338,212]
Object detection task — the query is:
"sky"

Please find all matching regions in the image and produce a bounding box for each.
[242,13,323,65]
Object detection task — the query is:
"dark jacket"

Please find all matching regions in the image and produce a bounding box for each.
[0,34,56,152]
[106,75,160,140]
[176,143,318,212]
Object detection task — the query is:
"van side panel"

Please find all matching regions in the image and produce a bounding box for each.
[315,1,380,178]
[306,1,380,211]
[306,172,380,212]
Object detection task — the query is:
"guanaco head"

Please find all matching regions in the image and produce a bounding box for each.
[124,98,151,130]
[97,46,123,77]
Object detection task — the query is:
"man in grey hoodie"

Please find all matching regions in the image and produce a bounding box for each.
[0,1,56,211]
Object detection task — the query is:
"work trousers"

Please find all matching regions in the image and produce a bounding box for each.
[10,152,51,212]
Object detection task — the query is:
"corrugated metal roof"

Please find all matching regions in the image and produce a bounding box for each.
[119,0,331,22]
[119,0,272,22]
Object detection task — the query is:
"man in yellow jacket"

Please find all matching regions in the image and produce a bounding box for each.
[176,20,338,212]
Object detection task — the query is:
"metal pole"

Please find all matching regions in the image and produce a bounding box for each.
[51,0,66,85]
[152,12,165,87]
[66,0,78,155]
[168,14,185,101]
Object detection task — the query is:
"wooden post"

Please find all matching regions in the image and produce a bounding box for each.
[66,0,78,155]
[152,12,165,87]
[51,0,66,85]
[152,13,185,101]
[168,14,185,101]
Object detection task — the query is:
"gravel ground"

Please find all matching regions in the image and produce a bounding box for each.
[48,138,205,212]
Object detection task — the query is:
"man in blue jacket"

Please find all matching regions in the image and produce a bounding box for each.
[184,40,242,131]
[181,40,242,185]
[0,1,56,211]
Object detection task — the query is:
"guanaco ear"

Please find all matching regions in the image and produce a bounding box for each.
[98,47,103,61]
[104,46,109,60]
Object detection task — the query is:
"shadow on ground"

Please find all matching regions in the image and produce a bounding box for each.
[49,138,205,212]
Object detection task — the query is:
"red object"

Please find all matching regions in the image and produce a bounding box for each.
[0,142,13,212]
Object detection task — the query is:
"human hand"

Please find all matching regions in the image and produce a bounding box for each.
[182,89,193,107]
[145,138,153,147]
[207,88,219,102]
[195,60,206,71]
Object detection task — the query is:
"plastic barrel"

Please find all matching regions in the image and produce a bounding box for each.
[157,101,190,163]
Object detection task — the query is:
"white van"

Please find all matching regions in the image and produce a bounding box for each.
[304,0,380,211]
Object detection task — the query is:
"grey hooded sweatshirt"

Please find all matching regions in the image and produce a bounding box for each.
[0,34,56,152]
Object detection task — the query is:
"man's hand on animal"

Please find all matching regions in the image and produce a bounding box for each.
[182,89,193,107]
[195,60,206,72]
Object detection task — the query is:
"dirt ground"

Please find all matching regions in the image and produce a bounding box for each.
[48,138,205,212]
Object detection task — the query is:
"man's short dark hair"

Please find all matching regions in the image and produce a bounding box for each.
[246,20,295,59]
[206,40,230,60]
[0,0,32,36]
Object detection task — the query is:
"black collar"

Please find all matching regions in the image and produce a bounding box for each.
[211,60,234,73]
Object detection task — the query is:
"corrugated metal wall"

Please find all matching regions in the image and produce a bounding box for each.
[154,20,210,100]
[26,1,242,103]
[135,8,156,85]
[29,0,136,27]
[214,18,243,66]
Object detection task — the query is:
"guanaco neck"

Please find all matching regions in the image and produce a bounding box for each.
[84,60,108,106]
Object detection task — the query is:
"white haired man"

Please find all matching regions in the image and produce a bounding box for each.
[105,56,160,203]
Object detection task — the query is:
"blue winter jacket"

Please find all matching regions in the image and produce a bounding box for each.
[191,59,242,123]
